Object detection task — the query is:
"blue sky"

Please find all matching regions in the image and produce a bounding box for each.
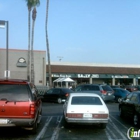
[0,0,140,64]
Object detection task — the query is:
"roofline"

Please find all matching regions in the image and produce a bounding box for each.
[47,61,140,68]
[0,48,46,52]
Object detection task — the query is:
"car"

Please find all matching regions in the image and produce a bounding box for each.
[119,91,140,127]
[42,87,74,103]
[113,88,130,102]
[74,84,115,102]
[63,93,109,129]
[125,85,138,92]
[0,79,42,134]
[111,85,120,88]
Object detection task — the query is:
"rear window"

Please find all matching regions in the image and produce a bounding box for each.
[62,88,73,93]
[102,85,113,91]
[71,96,102,105]
[0,84,29,101]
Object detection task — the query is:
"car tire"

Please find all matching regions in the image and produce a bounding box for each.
[100,123,107,129]
[119,107,124,118]
[57,98,62,104]
[133,114,139,126]
[118,97,122,103]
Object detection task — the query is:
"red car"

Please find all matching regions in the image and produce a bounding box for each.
[0,79,42,133]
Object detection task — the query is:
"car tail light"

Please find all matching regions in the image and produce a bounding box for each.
[101,90,107,95]
[93,114,108,118]
[65,93,69,97]
[30,104,36,115]
[66,113,83,118]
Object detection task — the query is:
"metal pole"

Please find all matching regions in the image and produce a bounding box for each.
[6,21,9,79]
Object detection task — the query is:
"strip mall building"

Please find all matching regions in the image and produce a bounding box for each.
[1,48,140,86]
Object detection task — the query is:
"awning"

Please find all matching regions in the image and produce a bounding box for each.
[53,77,74,82]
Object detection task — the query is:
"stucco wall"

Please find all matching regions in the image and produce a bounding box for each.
[0,48,46,85]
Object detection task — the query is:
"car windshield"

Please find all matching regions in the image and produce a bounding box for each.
[71,96,102,105]
[0,84,29,101]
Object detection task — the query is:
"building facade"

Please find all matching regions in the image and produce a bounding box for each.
[1,49,140,87]
[0,48,46,85]
[46,62,140,87]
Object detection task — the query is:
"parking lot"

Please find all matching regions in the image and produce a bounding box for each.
[0,101,139,140]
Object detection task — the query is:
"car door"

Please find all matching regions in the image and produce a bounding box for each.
[126,93,139,117]
[44,88,54,101]
[51,88,61,102]
[121,93,133,116]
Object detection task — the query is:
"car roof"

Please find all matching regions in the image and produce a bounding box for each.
[69,92,101,97]
[0,79,29,84]
[77,84,108,86]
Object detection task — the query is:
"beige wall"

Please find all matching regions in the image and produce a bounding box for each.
[0,48,46,85]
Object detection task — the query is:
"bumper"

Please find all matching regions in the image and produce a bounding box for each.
[0,118,35,127]
[66,118,108,124]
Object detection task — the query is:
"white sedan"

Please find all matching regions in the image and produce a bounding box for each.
[63,93,109,129]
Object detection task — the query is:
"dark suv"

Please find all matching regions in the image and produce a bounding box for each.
[0,79,42,133]
[74,84,115,102]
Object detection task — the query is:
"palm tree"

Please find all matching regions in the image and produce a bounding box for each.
[25,0,40,83]
[46,0,52,88]
[25,0,32,82]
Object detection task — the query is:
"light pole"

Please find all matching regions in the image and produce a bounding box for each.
[0,20,9,79]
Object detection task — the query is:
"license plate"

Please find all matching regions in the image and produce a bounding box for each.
[83,113,92,118]
[0,119,8,124]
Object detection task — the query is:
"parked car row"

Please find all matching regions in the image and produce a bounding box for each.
[42,84,133,104]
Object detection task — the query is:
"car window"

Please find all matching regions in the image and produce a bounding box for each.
[74,86,82,91]
[62,88,73,93]
[47,89,53,94]
[81,85,100,91]
[71,96,102,105]
[120,89,129,94]
[125,93,133,101]
[0,84,29,101]
[102,85,112,91]
[53,89,60,94]
[130,93,138,102]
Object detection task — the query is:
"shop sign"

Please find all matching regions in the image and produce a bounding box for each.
[78,74,99,78]
[16,57,27,67]
[91,74,99,78]
[112,75,129,78]
[78,74,90,78]
[52,74,72,78]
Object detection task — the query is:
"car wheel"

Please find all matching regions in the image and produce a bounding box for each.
[119,107,124,118]
[118,97,122,103]
[133,114,139,126]
[57,98,62,104]
[100,123,107,129]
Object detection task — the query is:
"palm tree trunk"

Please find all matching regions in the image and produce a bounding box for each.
[27,9,31,82]
[46,0,52,88]
[31,7,36,84]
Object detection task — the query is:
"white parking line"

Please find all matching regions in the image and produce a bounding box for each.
[106,126,118,139]
[109,114,128,130]
[108,118,127,140]
[50,116,62,140]
[35,116,52,140]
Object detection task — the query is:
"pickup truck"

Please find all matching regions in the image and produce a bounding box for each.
[0,79,42,134]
